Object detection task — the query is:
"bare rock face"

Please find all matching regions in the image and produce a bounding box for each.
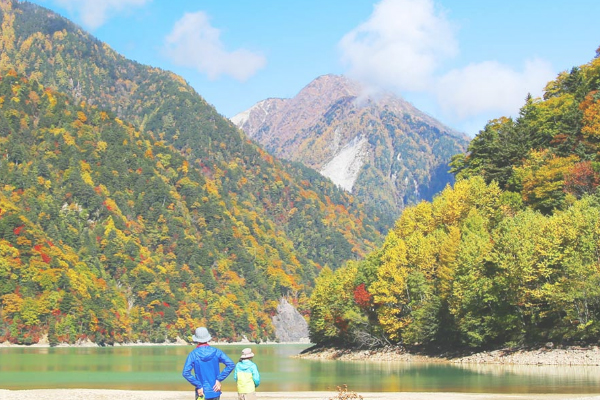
[272,298,309,343]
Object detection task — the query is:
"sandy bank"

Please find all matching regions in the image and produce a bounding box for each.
[1,390,600,400]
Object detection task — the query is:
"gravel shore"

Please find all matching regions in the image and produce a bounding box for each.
[1,390,600,400]
[296,345,600,366]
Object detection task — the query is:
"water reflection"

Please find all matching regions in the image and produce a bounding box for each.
[1,345,599,394]
[454,363,600,393]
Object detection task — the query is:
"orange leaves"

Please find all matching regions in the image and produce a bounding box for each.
[27,90,39,106]
[516,151,579,212]
[2,293,23,314]
[266,265,295,291]
[80,161,95,186]
[103,198,118,212]
[179,160,189,175]
[204,178,220,197]
[16,235,32,247]
[580,91,600,140]
[62,131,75,146]
[77,111,87,123]
[144,148,154,159]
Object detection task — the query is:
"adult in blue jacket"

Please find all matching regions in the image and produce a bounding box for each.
[182,327,235,400]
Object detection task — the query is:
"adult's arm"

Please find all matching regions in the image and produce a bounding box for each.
[216,350,235,382]
[182,353,202,388]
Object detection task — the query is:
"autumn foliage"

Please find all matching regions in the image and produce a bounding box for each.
[310,48,600,349]
[0,0,386,345]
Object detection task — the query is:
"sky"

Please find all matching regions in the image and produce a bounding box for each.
[27,0,600,137]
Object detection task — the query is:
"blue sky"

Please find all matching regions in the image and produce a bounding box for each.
[28,0,600,136]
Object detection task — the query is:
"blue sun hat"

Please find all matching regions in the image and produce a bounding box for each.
[192,327,212,343]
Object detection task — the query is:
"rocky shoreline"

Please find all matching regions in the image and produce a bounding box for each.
[0,334,310,348]
[296,344,600,366]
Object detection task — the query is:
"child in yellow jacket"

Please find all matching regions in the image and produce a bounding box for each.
[234,348,260,400]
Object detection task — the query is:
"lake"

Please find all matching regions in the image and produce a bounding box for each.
[1,344,600,394]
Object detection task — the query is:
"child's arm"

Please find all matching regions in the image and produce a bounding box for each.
[252,363,260,388]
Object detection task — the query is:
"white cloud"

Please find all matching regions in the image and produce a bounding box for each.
[339,0,557,135]
[436,59,555,119]
[163,11,266,82]
[54,0,151,30]
[339,0,457,92]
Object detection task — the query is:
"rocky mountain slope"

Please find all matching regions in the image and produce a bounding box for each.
[232,75,470,221]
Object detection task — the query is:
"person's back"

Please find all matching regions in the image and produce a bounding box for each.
[182,327,234,400]
[234,348,260,400]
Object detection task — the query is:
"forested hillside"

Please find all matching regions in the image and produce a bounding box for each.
[308,48,600,350]
[0,0,386,345]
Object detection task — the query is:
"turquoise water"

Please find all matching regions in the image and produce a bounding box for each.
[1,344,600,394]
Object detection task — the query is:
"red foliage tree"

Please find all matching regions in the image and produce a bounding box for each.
[353,283,372,309]
[564,161,600,198]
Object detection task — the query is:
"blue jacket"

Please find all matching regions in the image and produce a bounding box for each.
[182,345,235,399]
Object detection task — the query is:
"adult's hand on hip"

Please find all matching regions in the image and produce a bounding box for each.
[213,380,222,392]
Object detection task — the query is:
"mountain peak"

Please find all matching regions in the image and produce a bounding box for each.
[232,74,470,219]
[299,74,360,96]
